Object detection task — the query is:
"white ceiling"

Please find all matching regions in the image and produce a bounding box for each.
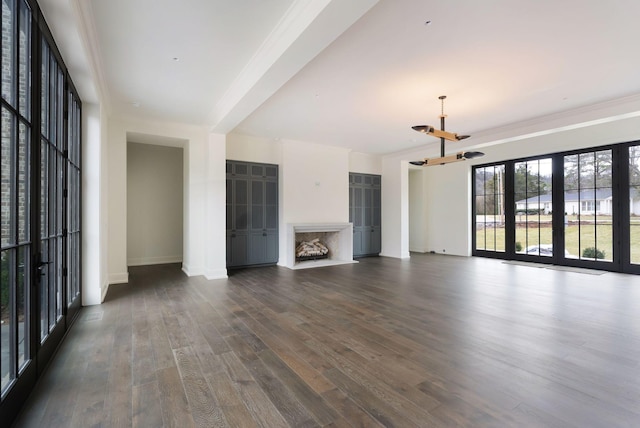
[42,0,640,155]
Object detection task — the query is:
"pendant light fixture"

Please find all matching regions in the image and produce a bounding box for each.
[410,95,484,166]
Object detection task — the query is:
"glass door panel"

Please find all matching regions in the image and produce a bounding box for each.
[630,145,640,265]
[474,165,505,252]
[1,1,81,422]
[514,158,552,257]
[39,41,66,342]
[564,150,613,263]
[1,0,32,397]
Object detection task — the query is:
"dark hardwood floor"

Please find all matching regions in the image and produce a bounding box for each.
[13,253,640,427]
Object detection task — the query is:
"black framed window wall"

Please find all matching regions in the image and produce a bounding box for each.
[472,141,640,274]
[1,0,82,423]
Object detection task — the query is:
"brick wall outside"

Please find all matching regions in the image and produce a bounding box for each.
[2,0,30,247]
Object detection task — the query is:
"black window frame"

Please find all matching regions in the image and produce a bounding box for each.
[1,0,83,424]
[472,140,640,274]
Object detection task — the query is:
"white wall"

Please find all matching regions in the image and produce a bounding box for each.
[349,151,382,175]
[423,162,471,256]
[127,143,183,266]
[203,133,228,279]
[384,109,640,259]
[107,120,128,284]
[82,103,107,305]
[380,157,410,258]
[408,169,427,253]
[278,140,351,264]
[107,117,227,282]
[280,140,350,223]
[226,133,282,165]
[227,134,352,265]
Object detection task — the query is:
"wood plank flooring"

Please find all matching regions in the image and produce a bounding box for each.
[13,254,640,427]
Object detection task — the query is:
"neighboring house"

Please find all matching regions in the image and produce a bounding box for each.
[515,193,553,214]
[515,189,640,215]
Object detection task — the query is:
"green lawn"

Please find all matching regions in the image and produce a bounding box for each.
[477,217,640,263]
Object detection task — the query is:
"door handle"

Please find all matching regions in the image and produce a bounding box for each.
[37,260,50,276]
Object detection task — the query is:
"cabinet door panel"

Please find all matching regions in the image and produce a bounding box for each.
[371,227,381,254]
[226,161,278,267]
[249,233,266,264]
[266,205,278,230]
[362,229,371,254]
[372,188,381,227]
[364,188,373,227]
[251,181,264,231]
[229,233,248,266]
[353,229,363,256]
[266,232,278,263]
[349,173,381,257]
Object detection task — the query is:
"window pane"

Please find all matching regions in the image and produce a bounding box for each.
[1,250,13,392]
[515,159,552,256]
[2,108,15,247]
[56,70,64,148]
[474,165,505,252]
[18,0,31,119]
[18,122,29,243]
[40,41,49,137]
[565,150,612,262]
[40,140,48,237]
[17,245,27,371]
[630,146,640,264]
[2,0,16,106]
[40,240,48,341]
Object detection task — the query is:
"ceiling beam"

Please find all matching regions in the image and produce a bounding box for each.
[208,0,380,133]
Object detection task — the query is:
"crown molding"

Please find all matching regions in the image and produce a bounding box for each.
[468,93,640,149]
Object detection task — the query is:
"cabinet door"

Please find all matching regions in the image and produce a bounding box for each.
[371,185,381,254]
[371,227,381,254]
[226,164,249,266]
[227,161,278,267]
[372,187,381,227]
[352,185,365,256]
[227,231,248,267]
[349,173,381,257]
[265,231,278,263]
[265,180,278,263]
[233,178,249,233]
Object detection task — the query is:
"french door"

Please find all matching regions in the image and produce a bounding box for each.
[473,142,640,274]
[1,0,82,423]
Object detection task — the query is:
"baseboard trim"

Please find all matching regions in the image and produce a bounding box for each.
[409,247,428,253]
[379,251,411,259]
[101,281,109,302]
[181,264,202,277]
[205,268,228,280]
[127,256,182,266]
[108,272,129,284]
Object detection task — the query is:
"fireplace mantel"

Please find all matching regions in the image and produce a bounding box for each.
[281,223,357,270]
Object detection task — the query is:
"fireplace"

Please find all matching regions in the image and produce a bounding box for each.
[296,236,330,261]
[282,223,357,269]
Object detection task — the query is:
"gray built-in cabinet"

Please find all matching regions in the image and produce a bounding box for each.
[226,161,279,267]
[349,173,381,257]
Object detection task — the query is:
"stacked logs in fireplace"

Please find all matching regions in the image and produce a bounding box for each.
[295,238,329,261]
